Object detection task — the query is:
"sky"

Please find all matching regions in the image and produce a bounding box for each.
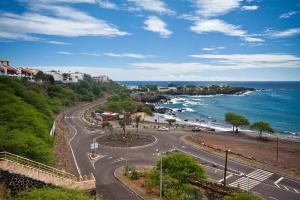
[1,0,300,81]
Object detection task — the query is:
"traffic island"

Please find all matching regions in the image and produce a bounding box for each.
[97,133,157,149]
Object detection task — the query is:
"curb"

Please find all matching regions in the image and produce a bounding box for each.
[114,166,146,200]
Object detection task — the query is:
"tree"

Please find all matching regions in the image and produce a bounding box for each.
[108,122,113,136]
[134,114,142,135]
[35,71,45,81]
[15,187,94,200]
[145,152,207,199]
[250,121,274,139]
[166,118,176,129]
[224,192,263,200]
[225,112,249,133]
[118,120,126,136]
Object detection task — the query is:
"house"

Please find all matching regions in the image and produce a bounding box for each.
[0,60,20,77]
[92,75,109,83]
[47,70,63,82]
[20,67,35,81]
[101,112,119,121]
[69,72,83,83]
[158,87,177,93]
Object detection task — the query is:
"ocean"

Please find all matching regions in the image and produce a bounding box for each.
[119,81,300,136]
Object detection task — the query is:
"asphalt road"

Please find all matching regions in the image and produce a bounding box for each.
[64,99,300,200]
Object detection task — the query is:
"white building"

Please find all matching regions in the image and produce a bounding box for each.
[69,72,83,83]
[48,70,63,82]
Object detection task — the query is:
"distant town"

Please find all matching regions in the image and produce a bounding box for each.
[0,59,110,83]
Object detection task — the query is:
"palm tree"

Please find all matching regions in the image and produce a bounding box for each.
[118,120,126,136]
[135,114,142,136]
[108,122,113,136]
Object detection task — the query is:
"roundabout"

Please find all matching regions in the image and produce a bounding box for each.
[96,133,157,149]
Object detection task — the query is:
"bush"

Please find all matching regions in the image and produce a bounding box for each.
[224,192,263,200]
[15,187,94,200]
[145,152,207,199]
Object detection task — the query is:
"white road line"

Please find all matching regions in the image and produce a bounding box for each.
[294,188,299,193]
[229,169,273,191]
[274,177,284,184]
[218,174,233,183]
[268,197,279,200]
[284,186,290,191]
[176,148,241,175]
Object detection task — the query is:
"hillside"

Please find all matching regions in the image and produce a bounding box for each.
[0,76,117,164]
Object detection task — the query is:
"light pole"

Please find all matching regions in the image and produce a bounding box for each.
[223,149,230,187]
[158,114,160,128]
[156,149,163,199]
[160,153,163,199]
[276,136,279,161]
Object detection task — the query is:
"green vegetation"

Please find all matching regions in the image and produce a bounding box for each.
[166,118,176,129]
[225,113,250,133]
[0,76,118,164]
[141,107,154,116]
[15,187,94,200]
[145,152,207,199]
[224,192,263,200]
[250,121,274,139]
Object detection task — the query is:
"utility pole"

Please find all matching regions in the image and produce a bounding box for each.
[276,136,279,161]
[158,114,160,128]
[160,154,163,199]
[223,149,230,187]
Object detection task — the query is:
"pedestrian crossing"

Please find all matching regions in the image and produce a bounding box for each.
[229,169,273,191]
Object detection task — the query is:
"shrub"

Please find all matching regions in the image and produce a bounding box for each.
[224,192,263,200]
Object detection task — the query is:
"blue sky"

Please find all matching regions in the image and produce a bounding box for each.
[1,0,300,81]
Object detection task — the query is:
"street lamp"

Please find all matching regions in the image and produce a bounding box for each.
[223,149,230,187]
[123,136,129,167]
[156,149,163,199]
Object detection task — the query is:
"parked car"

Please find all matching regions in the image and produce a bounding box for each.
[192,126,201,132]
[158,127,169,131]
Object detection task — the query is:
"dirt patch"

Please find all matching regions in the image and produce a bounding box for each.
[53,113,78,176]
[186,131,300,178]
[97,134,155,148]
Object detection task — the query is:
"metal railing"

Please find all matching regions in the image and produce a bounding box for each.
[0,151,76,180]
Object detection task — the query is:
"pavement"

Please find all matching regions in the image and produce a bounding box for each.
[64,99,300,200]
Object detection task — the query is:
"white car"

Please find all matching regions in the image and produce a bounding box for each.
[158,127,169,131]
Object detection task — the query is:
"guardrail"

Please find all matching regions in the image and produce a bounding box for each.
[0,151,76,180]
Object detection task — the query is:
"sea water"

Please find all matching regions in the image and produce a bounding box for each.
[119,81,300,135]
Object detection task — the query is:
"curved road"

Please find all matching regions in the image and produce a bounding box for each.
[64,99,300,200]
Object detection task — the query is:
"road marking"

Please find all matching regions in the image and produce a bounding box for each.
[112,157,125,164]
[218,174,233,183]
[283,186,290,191]
[268,197,279,200]
[176,148,241,175]
[294,188,299,193]
[274,177,284,184]
[107,156,113,159]
[229,169,273,191]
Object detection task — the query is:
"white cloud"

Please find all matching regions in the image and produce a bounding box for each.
[81,52,152,58]
[96,0,118,10]
[103,52,151,58]
[0,3,128,41]
[144,16,172,38]
[268,28,300,38]
[192,0,242,17]
[241,5,258,11]
[57,51,73,55]
[202,47,226,51]
[243,36,264,42]
[190,19,263,42]
[47,40,71,45]
[279,11,298,19]
[127,0,175,15]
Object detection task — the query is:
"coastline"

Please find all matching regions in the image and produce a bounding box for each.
[142,111,300,142]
